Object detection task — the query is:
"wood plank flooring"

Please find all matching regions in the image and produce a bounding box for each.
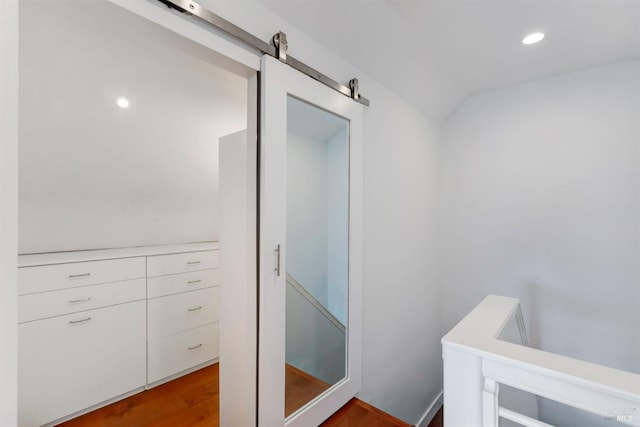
[285,364,331,417]
[322,399,412,427]
[428,408,443,427]
[59,364,219,427]
[58,363,444,426]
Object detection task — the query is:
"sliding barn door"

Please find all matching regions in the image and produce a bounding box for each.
[258,55,363,427]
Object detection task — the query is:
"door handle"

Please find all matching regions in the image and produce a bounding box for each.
[274,244,281,277]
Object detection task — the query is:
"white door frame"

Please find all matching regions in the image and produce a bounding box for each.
[0,0,19,425]
[258,55,363,427]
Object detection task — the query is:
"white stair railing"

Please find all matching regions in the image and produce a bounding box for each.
[498,407,554,427]
[442,296,640,427]
[286,273,345,333]
[285,273,346,385]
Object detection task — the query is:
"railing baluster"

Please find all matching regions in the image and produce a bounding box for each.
[515,305,530,347]
[483,377,500,427]
[499,407,555,427]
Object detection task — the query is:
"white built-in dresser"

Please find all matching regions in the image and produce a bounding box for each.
[17,242,219,427]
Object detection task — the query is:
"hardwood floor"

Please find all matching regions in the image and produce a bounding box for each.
[322,399,412,427]
[58,363,443,426]
[324,403,442,427]
[428,408,443,427]
[59,364,220,427]
[285,364,331,417]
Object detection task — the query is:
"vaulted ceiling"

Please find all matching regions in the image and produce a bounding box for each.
[258,0,640,121]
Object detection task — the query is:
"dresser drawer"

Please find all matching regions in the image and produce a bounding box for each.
[146,250,218,278]
[18,278,146,323]
[148,287,218,339]
[147,323,218,384]
[147,269,219,299]
[18,301,146,427]
[18,257,146,295]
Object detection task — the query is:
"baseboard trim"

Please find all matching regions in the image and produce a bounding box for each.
[146,358,218,389]
[43,386,146,427]
[415,390,443,427]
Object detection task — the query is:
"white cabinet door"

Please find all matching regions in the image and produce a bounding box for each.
[259,55,363,427]
[18,301,146,427]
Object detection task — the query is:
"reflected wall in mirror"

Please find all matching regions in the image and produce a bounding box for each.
[285,96,350,417]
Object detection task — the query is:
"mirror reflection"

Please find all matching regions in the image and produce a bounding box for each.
[285,96,350,417]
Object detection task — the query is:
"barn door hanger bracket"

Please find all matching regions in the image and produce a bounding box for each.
[272,31,288,62]
[156,0,369,107]
[349,78,359,101]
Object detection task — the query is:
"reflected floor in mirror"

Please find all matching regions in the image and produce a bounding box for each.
[58,362,436,426]
[285,364,331,417]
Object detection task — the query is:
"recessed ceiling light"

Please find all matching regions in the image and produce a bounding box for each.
[116,97,130,108]
[522,32,545,45]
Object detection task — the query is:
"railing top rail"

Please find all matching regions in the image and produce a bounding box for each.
[286,273,346,334]
[442,295,640,401]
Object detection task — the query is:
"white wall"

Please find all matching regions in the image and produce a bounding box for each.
[19,0,247,253]
[361,92,440,424]
[439,61,640,380]
[0,0,18,424]
[286,128,349,325]
[327,128,349,325]
[286,132,329,305]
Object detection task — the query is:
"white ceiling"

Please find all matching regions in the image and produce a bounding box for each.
[258,0,640,121]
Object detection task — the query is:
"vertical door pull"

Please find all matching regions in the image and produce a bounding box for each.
[274,244,281,277]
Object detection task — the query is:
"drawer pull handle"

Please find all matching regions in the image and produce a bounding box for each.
[69,297,91,304]
[68,273,91,279]
[188,344,203,350]
[187,260,201,265]
[69,317,92,325]
[187,279,202,284]
[188,306,203,312]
